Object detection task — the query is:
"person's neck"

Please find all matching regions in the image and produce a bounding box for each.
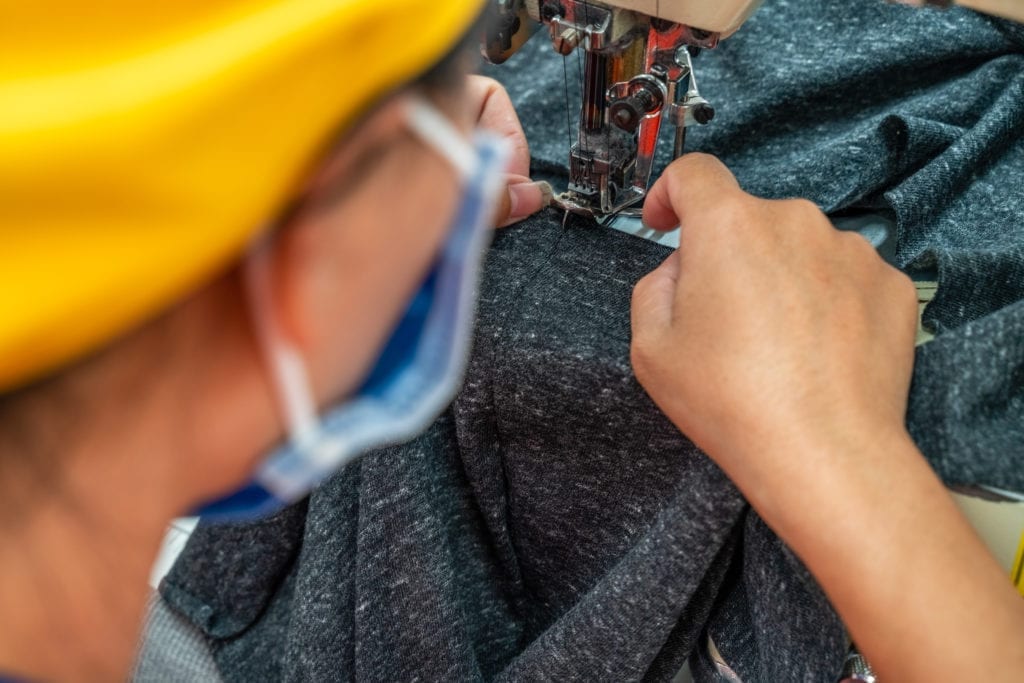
[0,273,282,681]
[0,490,173,681]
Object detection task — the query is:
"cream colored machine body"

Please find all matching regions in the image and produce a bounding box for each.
[483,0,763,218]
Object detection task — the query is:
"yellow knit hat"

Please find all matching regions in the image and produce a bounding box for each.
[0,0,483,392]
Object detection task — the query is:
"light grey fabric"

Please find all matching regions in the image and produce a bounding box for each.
[133,595,222,683]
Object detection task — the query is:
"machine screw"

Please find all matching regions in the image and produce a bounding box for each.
[554,27,581,55]
[610,88,659,133]
[492,13,522,51]
[692,102,715,124]
[674,47,695,72]
[540,1,563,21]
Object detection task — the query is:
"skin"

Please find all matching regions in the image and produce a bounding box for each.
[633,154,1024,682]
[0,72,546,682]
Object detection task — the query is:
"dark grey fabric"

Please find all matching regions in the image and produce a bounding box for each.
[160,500,308,640]
[161,2,1024,681]
[493,0,1024,333]
[165,375,748,682]
[907,297,1024,490]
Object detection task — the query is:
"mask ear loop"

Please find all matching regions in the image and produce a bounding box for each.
[404,97,479,181]
[246,96,478,456]
[244,234,321,450]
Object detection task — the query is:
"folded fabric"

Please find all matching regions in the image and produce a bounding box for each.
[498,0,1024,333]
[159,2,1024,681]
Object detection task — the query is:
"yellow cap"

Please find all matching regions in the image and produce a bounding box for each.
[0,0,483,392]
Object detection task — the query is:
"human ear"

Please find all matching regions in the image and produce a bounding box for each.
[262,97,413,353]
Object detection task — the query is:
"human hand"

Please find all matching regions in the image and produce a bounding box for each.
[466,75,552,227]
[630,154,919,505]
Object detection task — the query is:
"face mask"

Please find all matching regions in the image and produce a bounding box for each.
[198,97,510,521]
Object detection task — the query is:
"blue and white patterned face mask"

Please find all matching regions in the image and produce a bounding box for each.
[199,97,510,521]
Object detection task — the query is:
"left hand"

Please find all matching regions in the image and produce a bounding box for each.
[466,76,552,227]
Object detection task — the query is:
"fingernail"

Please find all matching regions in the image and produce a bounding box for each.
[537,181,554,207]
[508,181,554,222]
[641,220,680,232]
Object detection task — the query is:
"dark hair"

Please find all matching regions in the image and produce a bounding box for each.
[0,360,83,525]
[415,11,486,92]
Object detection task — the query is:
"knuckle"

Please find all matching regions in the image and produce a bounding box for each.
[728,195,765,223]
[493,188,513,226]
[872,263,919,319]
[630,333,661,383]
[681,152,720,171]
[838,229,875,258]
[835,228,861,247]
[701,193,756,231]
[889,270,921,338]
[629,289,658,357]
[630,335,650,375]
[784,197,814,213]
[764,198,830,243]
[468,74,501,93]
[783,198,826,223]
[663,157,689,185]
[666,152,724,183]
[892,269,919,311]
[632,272,653,303]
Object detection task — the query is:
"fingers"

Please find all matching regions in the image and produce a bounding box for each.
[467,75,532,179]
[465,76,552,228]
[494,175,553,228]
[632,158,738,337]
[631,250,682,333]
[631,250,682,390]
[642,153,743,232]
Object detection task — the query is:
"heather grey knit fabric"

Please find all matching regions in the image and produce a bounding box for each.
[157,218,1023,682]
[133,595,223,683]
[493,0,1024,333]
[157,2,1024,681]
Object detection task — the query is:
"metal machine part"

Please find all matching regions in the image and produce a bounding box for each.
[707,635,745,683]
[483,0,1021,222]
[707,637,883,683]
[483,0,762,219]
[840,650,879,683]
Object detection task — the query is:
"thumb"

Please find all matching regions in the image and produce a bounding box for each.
[495,175,553,228]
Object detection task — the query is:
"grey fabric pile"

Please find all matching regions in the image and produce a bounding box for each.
[157,2,1024,681]
[503,0,1024,333]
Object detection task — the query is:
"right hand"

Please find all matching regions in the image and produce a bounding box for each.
[630,154,919,503]
[630,154,1024,683]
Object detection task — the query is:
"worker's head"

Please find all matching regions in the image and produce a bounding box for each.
[0,1,497,524]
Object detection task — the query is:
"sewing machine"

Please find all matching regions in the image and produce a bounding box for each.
[483,0,763,219]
